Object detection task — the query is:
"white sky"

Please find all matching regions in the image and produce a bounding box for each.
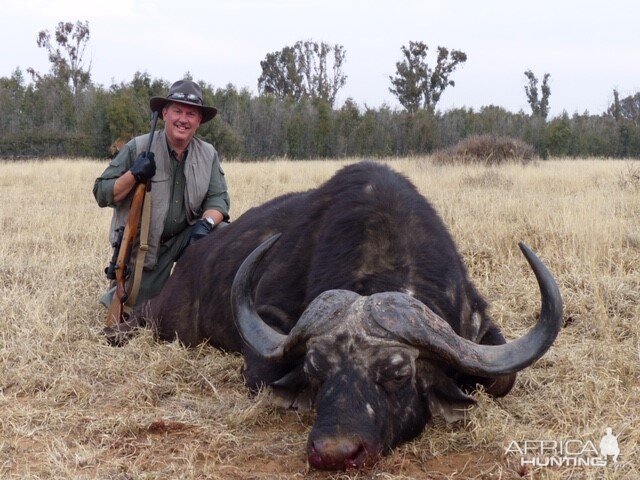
[2,0,639,117]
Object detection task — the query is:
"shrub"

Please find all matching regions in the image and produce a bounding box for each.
[432,134,536,165]
[616,162,640,191]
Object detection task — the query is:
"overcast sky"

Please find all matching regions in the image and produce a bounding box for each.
[2,0,639,117]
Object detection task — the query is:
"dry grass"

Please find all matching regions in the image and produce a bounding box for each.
[0,157,639,479]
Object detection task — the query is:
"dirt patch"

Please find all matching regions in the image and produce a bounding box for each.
[147,419,193,434]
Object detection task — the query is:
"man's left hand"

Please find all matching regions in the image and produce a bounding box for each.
[187,218,215,246]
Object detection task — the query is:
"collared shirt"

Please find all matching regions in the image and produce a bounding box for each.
[161,146,190,242]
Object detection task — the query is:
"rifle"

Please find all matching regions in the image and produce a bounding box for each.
[106,110,160,327]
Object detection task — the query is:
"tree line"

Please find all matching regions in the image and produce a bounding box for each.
[0,20,639,160]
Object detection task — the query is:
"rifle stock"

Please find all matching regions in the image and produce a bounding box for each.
[105,111,159,327]
[106,181,148,327]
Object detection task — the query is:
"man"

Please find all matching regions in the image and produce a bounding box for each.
[94,79,230,308]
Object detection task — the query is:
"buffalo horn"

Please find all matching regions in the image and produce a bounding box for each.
[373,242,563,376]
[231,234,288,359]
[232,234,360,361]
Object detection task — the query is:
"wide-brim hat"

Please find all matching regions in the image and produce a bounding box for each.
[150,79,218,123]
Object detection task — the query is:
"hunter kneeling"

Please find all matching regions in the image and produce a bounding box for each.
[93,79,230,332]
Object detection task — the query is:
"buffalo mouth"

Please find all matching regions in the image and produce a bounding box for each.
[307,436,380,470]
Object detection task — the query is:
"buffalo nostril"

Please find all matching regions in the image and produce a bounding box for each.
[308,437,368,470]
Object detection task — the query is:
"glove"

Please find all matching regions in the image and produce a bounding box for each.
[175,219,215,261]
[187,218,215,246]
[130,152,156,183]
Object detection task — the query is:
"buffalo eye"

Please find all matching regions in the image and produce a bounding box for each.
[303,351,330,383]
[375,355,414,391]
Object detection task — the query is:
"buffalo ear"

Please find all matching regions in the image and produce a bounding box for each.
[470,324,517,398]
[270,363,306,389]
[418,362,476,423]
[268,364,315,411]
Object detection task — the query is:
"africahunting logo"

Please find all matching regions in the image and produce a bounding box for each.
[505,428,620,467]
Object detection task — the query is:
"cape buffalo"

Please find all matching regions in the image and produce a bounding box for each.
[135,161,563,470]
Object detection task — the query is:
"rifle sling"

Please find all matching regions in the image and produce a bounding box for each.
[126,189,152,308]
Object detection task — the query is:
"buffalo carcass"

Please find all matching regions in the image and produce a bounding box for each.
[139,161,563,470]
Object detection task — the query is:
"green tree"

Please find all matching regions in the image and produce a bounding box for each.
[607,89,640,156]
[257,46,305,101]
[313,98,333,157]
[610,90,640,125]
[258,40,347,106]
[28,20,91,97]
[608,89,622,121]
[545,112,571,156]
[334,98,361,156]
[389,41,467,113]
[524,70,551,119]
[0,68,27,133]
[106,72,167,143]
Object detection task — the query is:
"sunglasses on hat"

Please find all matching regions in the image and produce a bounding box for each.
[167,92,203,105]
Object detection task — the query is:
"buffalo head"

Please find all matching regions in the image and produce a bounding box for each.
[232,234,563,470]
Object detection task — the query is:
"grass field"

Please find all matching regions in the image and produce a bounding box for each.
[0,157,638,479]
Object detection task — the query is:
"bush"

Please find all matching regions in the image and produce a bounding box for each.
[616,162,640,191]
[432,134,536,165]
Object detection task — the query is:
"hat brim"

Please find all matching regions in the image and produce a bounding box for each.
[150,97,218,123]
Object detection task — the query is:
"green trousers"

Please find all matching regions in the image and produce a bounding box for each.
[100,226,192,308]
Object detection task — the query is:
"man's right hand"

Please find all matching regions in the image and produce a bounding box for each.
[130,152,156,183]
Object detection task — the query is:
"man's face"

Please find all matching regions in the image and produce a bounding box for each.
[163,102,203,147]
